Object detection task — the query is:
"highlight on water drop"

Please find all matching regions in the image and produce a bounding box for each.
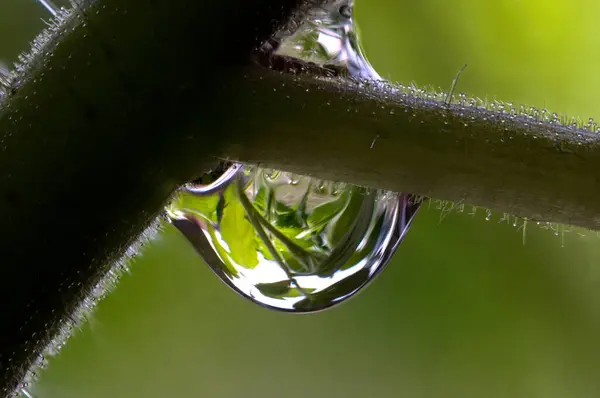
[166,164,420,313]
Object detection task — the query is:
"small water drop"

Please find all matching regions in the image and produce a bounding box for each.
[265,169,280,180]
[288,175,300,185]
[486,210,492,221]
[330,182,343,196]
[587,117,597,132]
[167,164,419,312]
[313,180,328,195]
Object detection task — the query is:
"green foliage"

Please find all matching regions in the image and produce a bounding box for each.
[220,186,259,268]
[172,193,220,224]
[172,177,382,278]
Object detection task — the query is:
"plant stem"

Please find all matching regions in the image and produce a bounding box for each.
[212,64,600,232]
[0,0,323,394]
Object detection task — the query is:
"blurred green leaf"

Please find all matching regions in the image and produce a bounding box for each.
[326,188,365,247]
[176,194,220,224]
[277,227,314,250]
[255,281,291,296]
[250,185,268,215]
[220,186,259,268]
[273,209,302,229]
[305,190,350,237]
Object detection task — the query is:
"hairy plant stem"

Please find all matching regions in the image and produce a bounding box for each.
[214,64,600,232]
[0,0,327,394]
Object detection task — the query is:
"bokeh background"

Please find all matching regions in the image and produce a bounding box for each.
[3,0,600,397]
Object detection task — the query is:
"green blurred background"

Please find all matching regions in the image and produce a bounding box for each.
[3,0,600,397]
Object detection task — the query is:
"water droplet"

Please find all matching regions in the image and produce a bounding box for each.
[314,180,328,194]
[167,164,419,312]
[276,0,381,82]
[486,209,492,221]
[287,174,300,185]
[587,117,597,132]
[265,169,280,180]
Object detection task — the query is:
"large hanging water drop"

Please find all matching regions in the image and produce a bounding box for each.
[167,164,419,312]
[167,0,421,312]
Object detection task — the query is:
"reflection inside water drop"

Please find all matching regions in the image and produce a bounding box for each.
[167,164,419,312]
[164,0,421,312]
[276,0,381,81]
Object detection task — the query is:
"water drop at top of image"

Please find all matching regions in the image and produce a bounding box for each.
[275,0,382,81]
[167,164,420,313]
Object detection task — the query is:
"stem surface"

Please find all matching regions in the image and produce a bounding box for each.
[214,65,600,231]
[0,0,320,394]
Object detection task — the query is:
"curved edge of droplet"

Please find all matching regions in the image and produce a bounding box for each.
[393,193,421,251]
[291,193,421,314]
[169,215,260,303]
[186,163,242,196]
[169,215,316,314]
[372,193,421,277]
[170,188,421,314]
